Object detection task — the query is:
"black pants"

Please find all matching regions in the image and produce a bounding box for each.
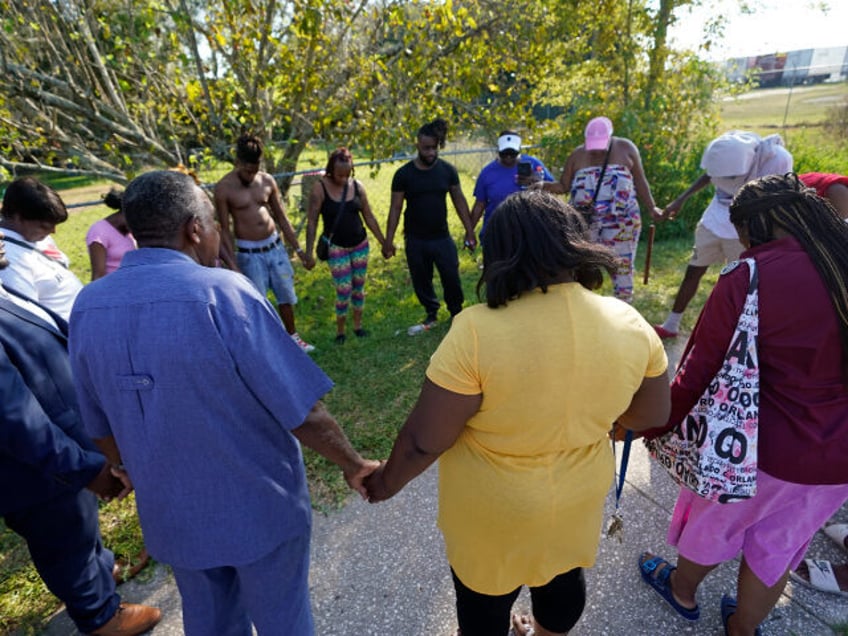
[452,567,586,636]
[405,234,463,320]
[4,489,120,633]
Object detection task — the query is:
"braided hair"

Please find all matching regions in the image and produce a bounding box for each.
[730,172,848,370]
[478,190,618,308]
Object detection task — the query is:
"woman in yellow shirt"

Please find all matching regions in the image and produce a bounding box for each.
[366,190,670,636]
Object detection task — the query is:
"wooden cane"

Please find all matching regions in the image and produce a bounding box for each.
[643,223,656,285]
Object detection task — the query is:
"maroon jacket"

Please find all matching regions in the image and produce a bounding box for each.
[646,236,848,484]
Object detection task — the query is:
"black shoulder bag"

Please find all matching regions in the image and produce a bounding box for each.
[316,182,348,261]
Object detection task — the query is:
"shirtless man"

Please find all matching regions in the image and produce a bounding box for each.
[214,134,315,353]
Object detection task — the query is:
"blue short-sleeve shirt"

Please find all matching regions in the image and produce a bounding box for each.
[473,155,554,232]
[70,248,333,569]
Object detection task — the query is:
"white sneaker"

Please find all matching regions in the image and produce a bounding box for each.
[291,332,315,353]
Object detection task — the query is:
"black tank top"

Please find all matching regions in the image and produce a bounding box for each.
[320,180,367,247]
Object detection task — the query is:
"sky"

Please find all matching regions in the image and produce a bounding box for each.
[667,1,848,61]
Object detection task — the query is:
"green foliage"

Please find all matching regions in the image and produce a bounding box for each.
[0,0,550,185]
[525,0,728,239]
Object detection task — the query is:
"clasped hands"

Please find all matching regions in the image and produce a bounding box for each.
[343,460,397,504]
[87,462,134,503]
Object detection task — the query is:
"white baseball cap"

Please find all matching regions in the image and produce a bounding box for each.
[497,133,521,153]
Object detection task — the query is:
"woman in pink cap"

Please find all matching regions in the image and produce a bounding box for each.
[540,116,662,303]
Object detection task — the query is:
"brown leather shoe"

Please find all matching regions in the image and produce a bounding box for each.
[89,603,162,635]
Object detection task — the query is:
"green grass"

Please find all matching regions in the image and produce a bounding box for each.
[720,81,848,132]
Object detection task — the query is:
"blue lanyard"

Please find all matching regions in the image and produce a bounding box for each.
[613,428,634,510]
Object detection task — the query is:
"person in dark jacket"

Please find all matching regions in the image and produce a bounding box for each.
[0,229,160,636]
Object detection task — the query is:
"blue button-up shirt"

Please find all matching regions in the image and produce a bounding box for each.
[70,248,332,569]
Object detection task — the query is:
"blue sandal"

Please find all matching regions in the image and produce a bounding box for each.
[720,594,762,636]
[638,553,700,621]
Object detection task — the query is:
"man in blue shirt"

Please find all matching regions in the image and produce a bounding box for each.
[470,131,554,235]
[69,170,378,635]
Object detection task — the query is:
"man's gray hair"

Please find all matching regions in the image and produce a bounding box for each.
[123,170,209,244]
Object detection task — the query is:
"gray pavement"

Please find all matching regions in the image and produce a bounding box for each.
[40,340,848,635]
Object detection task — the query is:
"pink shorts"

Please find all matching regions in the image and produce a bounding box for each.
[668,470,848,586]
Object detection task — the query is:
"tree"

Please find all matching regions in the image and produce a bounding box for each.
[0,0,195,182]
[529,0,727,232]
[0,0,548,188]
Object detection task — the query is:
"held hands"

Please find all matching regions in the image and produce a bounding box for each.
[109,465,134,500]
[87,462,133,502]
[463,233,477,252]
[650,206,665,223]
[609,423,643,442]
[344,458,382,500]
[296,249,315,270]
[663,199,683,220]
[382,243,397,259]
[362,461,395,503]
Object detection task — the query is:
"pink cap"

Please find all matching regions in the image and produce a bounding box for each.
[585,117,613,151]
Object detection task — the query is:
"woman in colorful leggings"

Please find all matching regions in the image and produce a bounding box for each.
[305,148,388,343]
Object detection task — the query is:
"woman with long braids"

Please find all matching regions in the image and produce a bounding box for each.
[639,173,848,636]
[305,147,387,343]
[366,191,670,636]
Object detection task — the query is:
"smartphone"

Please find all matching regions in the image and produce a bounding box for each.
[517,161,532,177]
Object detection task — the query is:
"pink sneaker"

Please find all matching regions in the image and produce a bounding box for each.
[653,325,678,339]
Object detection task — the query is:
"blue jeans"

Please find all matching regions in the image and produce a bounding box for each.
[236,241,298,306]
[405,234,463,320]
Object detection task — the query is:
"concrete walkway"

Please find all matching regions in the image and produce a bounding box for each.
[40,340,848,635]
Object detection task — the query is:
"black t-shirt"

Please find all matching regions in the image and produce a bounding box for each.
[320,181,367,248]
[391,159,460,239]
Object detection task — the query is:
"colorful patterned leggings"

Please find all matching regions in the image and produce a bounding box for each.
[327,238,369,316]
[590,206,641,304]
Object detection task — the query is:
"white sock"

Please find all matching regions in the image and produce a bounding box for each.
[662,312,683,333]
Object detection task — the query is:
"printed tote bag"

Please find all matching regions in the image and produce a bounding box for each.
[647,258,759,504]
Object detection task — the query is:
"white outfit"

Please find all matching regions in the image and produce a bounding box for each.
[700,134,793,239]
[0,229,83,320]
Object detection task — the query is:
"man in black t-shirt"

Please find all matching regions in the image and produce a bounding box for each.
[384,119,477,334]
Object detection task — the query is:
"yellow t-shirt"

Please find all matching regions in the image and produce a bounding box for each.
[426,283,667,594]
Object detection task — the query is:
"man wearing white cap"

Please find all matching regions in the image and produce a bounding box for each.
[654,131,793,338]
[470,131,554,235]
